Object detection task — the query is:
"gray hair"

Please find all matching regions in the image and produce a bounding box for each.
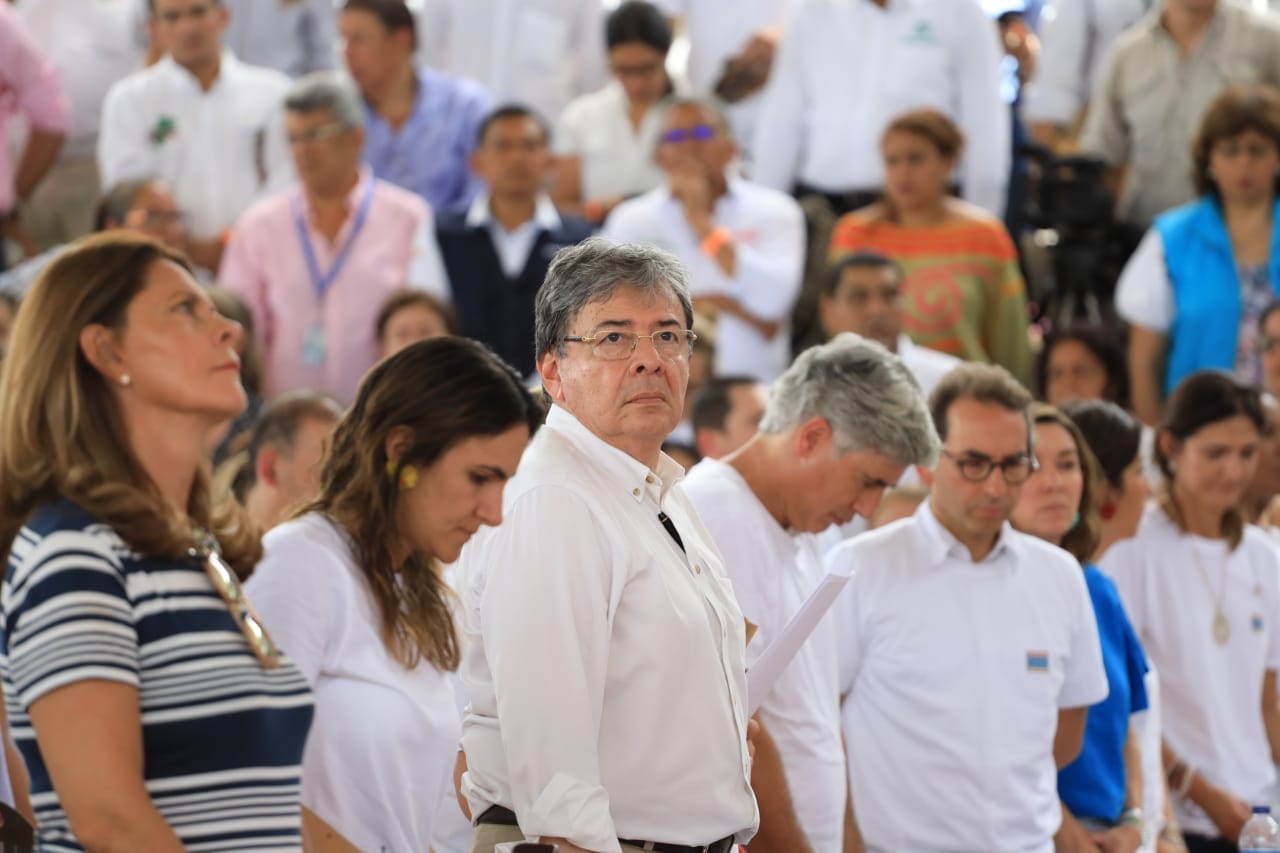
[535,238,694,357]
[759,332,940,467]
[284,71,365,130]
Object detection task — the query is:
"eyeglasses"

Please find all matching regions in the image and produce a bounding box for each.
[562,329,698,361]
[660,125,717,144]
[287,122,348,146]
[941,449,1038,484]
[190,536,280,669]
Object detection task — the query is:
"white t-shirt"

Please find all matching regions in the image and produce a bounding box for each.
[828,501,1108,853]
[1100,504,1280,838]
[683,458,846,853]
[1114,229,1174,333]
[245,513,463,853]
[555,82,672,204]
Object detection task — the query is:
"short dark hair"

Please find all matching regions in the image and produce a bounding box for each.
[375,290,459,342]
[94,178,159,232]
[1035,323,1130,409]
[1155,370,1265,548]
[606,1,673,53]
[476,104,551,148]
[341,0,416,48]
[221,390,345,502]
[148,0,222,15]
[691,376,759,433]
[1192,84,1280,198]
[823,252,903,297]
[928,363,1033,446]
[1063,399,1143,491]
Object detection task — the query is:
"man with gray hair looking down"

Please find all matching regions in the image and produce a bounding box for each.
[683,333,940,853]
[455,237,758,853]
[220,70,449,404]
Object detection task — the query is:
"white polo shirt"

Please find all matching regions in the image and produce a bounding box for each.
[751,0,1009,218]
[15,0,146,162]
[1100,505,1280,838]
[554,81,673,205]
[98,50,294,240]
[683,458,846,853]
[602,174,805,381]
[827,501,1108,853]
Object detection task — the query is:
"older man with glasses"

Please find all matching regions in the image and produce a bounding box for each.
[455,238,759,853]
[826,362,1109,853]
[220,70,449,405]
[603,95,804,382]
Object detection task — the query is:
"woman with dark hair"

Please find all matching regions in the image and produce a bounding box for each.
[828,108,1032,384]
[375,288,458,359]
[244,336,542,852]
[1036,323,1129,410]
[1011,404,1152,853]
[552,0,681,223]
[0,233,313,848]
[1119,84,1280,426]
[1100,371,1280,852]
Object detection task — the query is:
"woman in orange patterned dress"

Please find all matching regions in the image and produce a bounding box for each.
[829,109,1032,385]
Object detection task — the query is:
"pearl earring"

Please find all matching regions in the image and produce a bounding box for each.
[120,374,132,387]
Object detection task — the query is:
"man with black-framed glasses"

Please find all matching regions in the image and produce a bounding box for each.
[826,362,1108,853]
[456,238,759,853]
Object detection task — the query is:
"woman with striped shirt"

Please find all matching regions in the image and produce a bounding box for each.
[0,233,314,850]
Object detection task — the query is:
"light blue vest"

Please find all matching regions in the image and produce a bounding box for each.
[1154,197,1280,395]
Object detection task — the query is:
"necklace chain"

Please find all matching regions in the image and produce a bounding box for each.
[1186,536,1231,645]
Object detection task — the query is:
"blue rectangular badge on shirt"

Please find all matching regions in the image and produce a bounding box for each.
[1026,651,1049,672]
[1254,614,1266,633]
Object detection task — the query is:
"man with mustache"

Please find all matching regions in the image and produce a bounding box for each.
[455,238,758,853]
[819,252,959,399]
[683,332,939,853]
[826,363,1108,852]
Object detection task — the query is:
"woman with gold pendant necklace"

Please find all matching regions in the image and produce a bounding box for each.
[1101,371,1280,852]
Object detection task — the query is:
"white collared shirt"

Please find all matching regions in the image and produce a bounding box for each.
[98,50,294,239]
[245,514,462,853]
[1100,505,1280,838]
[601,175,805,381]
[683,458,846,853]
[465,191,562,278]
[897,334,961,400]
[417,0,607,124]
[221,0,337,78]
[457,405,759,853]
[554,81,673,203]
[827,501,1108,853]
[751,0,1010,218]
[14,0,146,161]
[647,0,796,148]
[1020,0,1150,127]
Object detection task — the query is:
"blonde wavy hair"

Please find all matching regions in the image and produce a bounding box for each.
[0,233,261,574]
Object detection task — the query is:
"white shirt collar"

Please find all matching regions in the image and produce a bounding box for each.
[915,499,1016,567]
[157,48,241,92]
[465,192,562,233]
[545,404,685,504]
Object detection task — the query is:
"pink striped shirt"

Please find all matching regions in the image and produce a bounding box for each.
[0,2,72,214]
[220,168,450,404]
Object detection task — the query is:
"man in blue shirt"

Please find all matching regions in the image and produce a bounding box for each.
[339,0,491,213]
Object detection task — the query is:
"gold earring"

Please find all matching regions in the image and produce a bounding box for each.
[399,466,418,491]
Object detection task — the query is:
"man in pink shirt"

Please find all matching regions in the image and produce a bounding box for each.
[0,2,72,269]
[220,70,450,405]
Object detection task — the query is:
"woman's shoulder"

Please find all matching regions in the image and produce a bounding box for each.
[254,514,355,583]
[11,499,129,569]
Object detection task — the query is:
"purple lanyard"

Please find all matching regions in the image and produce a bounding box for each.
[291,178,377,303]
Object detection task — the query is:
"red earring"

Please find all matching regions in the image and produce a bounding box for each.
[1100,503,1116,521]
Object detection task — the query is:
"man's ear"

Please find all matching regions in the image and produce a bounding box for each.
[793,415,832,459]
[915,465,935,488]
[256,446,281,488]
[538,350,566,405]
[78,323,126,385]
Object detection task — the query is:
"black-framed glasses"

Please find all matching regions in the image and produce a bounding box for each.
[941,449,1038,484]
[562,329,697,361]
[190,536,280,669]
[660,125,717,144]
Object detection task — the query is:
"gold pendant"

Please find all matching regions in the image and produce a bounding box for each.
[1213,610,1230,645]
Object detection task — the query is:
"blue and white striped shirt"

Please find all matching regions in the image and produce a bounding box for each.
[1,500,314,851]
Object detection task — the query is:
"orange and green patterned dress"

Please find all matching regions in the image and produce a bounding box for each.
[829,212,1032,386]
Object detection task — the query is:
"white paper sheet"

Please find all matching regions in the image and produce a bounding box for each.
[746,566,853,715]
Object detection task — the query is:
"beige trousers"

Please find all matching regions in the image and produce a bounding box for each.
[21,156,101,251]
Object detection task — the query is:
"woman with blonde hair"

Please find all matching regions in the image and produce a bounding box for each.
[245,336,542,851]
[828,108,1032,385]
[0,232,313,849]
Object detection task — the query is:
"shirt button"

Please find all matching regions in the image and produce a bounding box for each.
[694,564,702,574]
[645,475,655,484]
[632,488,640,497]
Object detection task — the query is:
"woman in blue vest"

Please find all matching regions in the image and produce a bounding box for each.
[1118,84,1280,426]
